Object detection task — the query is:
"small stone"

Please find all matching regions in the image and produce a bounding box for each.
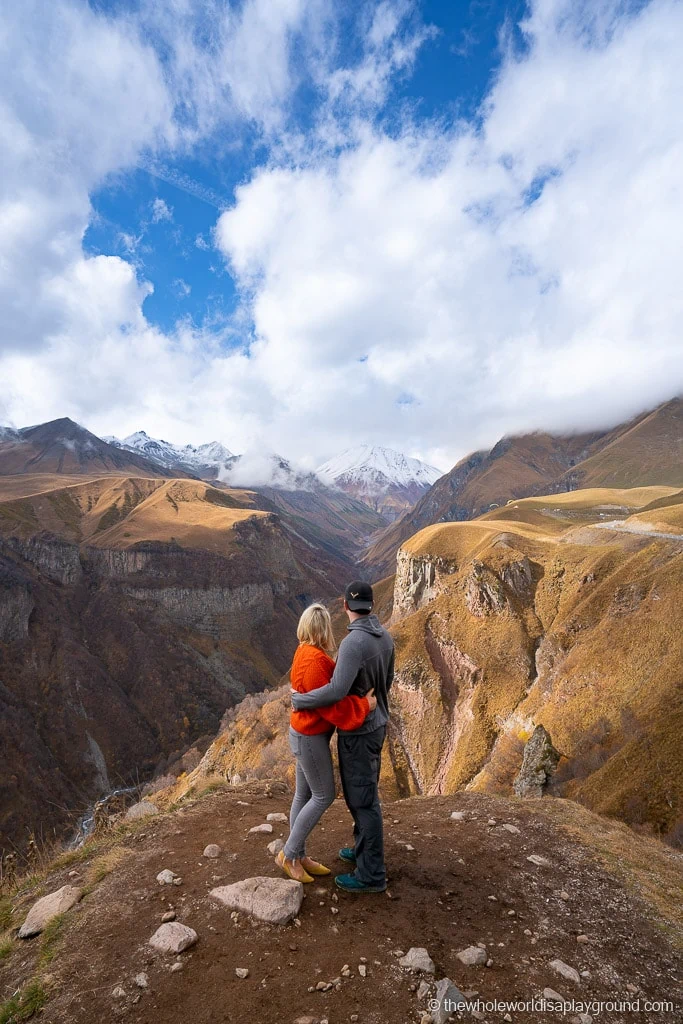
[235,968,249,979]
[162,911,176,923]
[399,947,435,973]
[156,869,176,885]
[580,970,591,979]
[330,906,339,914]
[549,959,581,985]
[501,823,520,834]
[203,844,221,858]
[172,877,182,886]
[626,983,639,995]
[450,811,465,820]
[134,973,148,989]
[543,988,565,1002]
[316,981,328,991]
[527,854,551,867]
[559,891,570,901]
[68,870,79,878]
[351,1016,359,1022]
[487,819,497,826]
[486,959,494,968]
[170,962,182,973]
[267,838,285,856]
[266,812,288,822]
[576,934,589,944]
[417,979,430,1000]
[456,946,487,967]
[112,986,126,999]
[504,1016,512,1023]
[148,922,198,954]
[249,823,273,834]
[488,895,497,901]
[358,964,367,977]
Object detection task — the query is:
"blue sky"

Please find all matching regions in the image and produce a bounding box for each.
[85,1,527,335]
[1,0,681,469]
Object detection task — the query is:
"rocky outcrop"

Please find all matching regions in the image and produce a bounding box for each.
[513,725,561,797]
[393,548,457,620]
[464,560,507,617]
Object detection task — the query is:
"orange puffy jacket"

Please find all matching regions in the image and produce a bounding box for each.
[290,643,370,735]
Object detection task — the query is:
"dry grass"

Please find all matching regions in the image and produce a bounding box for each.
[83,847,131,893]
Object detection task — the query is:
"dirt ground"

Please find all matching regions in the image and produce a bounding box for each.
[2,786,682,1024]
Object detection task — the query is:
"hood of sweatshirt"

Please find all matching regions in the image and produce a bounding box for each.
[347,614,384,638]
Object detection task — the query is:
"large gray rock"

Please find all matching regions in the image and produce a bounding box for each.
[148,922,198,954]
[18,885,82,938]
[432,978,467,1024]
[125,800,159,821]
[210,876,303,925]
[398,947,435,973]
[513,725,561,798]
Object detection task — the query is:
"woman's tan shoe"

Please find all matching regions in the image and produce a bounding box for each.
[276,849,314,883]
[301,856,331,876]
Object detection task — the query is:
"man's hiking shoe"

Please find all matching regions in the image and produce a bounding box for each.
[338,847,356,865]
[335,873,387,894]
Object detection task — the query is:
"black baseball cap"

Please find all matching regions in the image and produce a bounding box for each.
[345,580,374,611]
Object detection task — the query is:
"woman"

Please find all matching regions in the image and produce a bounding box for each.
[276,602,376,883]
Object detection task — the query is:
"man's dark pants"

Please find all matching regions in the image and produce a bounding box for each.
[337,725,386,886]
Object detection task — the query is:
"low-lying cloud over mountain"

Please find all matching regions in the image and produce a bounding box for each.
[1,1,682,467]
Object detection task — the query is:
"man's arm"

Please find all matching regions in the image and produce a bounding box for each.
[291,638,362,709]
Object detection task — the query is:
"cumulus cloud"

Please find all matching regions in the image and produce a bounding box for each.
[0,0,682,472]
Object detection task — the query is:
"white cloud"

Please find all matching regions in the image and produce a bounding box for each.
[0,0,682,472]
[173,278,191,297]
[151,198,173,222]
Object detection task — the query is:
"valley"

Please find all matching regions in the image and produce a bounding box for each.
[1,400,682,862]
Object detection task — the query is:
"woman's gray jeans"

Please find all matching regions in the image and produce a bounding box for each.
[284,727,336,859]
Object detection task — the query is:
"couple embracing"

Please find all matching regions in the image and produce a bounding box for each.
[275,581,394,894]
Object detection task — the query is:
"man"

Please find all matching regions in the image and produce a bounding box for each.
[291,581,394,893]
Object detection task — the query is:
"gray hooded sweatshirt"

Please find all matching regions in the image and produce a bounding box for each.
[290,614,394,735]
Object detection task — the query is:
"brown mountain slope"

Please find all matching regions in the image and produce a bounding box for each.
[363,431,605,576]
[387,487,683,842]
[0,418,180,478]
[553,397,683,490]
[363,398,683,579]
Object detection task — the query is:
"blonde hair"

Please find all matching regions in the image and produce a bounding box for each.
[297,603,335,656]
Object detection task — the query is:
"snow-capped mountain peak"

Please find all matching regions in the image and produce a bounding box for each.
[316,444,443,520]
[317,444,442,490]
[106,431,235,476]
